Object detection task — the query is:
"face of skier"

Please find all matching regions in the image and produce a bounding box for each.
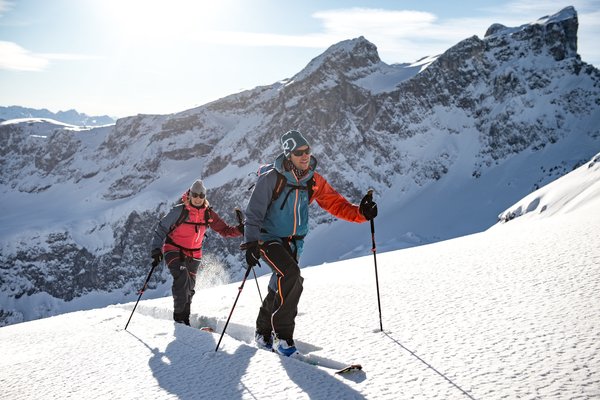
[290,145,311,171]
[190,191,206,207]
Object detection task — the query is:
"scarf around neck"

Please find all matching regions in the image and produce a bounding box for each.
[284,158,310,180]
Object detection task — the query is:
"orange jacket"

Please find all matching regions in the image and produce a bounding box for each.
[311,172,367,223]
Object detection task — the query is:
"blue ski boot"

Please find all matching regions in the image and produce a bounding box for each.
[275,338,298,357]
[255,332,273,351]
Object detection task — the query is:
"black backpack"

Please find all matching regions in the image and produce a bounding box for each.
[251,163,315,210]
[165,203,213,253]
[168,202,213,234]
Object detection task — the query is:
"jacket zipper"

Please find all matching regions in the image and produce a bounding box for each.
[292,173,300,235]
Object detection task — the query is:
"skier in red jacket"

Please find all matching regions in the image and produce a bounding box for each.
[151,179,243,325]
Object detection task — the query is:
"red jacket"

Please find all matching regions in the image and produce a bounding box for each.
[153,193,241,259]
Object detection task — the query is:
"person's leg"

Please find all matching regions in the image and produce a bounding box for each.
[256,286,276,331]
[259,241,303,342]
[182,258,201,325]
[165,251,189,324]
[255,286,277,348]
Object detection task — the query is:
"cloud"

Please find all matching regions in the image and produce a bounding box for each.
[0,0,14,16]
[194,8,479,63]
[313,8,439,37]
[0,41,48,71]
[193,2,600,65]
[192,9,470,63]
[40,53,102,61]
[312,8,478,62]
[309,4,600,63]
[0,41,102,72]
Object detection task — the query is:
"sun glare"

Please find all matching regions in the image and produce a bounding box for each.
[99,0,218,42]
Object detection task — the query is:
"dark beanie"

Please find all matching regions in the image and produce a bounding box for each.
[281,130,310,157]
[189,179,206,195]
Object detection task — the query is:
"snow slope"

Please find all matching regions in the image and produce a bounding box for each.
[1,157,598,399]
[497,152,600,222]
[0,106,115,126]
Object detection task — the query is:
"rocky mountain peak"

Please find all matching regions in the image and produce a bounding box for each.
[484,6,578,61]
[291,36,381,83]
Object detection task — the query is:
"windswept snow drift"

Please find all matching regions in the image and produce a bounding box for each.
[497,151,600,222]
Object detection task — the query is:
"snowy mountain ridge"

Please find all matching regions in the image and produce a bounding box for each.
[0,6,599,326]
[0,105,115,126]
[497,151,600,222]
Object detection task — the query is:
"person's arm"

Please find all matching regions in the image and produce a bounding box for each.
[209,209,243,238]
[150,204,183,251]
[244,170,278,243]
[311,172,367,223]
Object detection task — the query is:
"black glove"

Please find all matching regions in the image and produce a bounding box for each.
[234,208,245,234]
[359,192,378,220]
[240,241,260,267]
[151,248,163,267]
[236,223,245,234]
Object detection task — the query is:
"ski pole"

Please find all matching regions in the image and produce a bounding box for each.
[215,264,253,352]
[366,189,383,332]
[252,265,263,303]
[125,259,159,331]
[235,208,263,303]
[371,217,383,331]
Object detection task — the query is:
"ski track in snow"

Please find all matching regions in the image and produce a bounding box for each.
[1,201,598,399]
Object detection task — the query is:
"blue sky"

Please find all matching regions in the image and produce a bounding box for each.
[0,0,598,118]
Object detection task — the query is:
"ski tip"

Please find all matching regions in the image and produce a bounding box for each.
[335,364,363,374]
[200,326,215,333]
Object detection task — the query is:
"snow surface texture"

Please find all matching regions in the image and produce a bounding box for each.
[498,152,600,222]
[1,155,598,399]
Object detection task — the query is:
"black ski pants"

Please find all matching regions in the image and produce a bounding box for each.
[256,240,304,341]
[165,251,201,323]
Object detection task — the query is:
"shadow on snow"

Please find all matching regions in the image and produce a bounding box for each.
[128,319,365,399]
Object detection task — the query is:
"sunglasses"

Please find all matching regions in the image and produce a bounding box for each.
[291,147,311,157]
[190,192,205,199]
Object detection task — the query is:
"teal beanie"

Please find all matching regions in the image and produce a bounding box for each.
[281,130,310,157]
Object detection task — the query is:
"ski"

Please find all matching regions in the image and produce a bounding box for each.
[335,364,362,374]
[289,352,362,375]
[204,326,362,375]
